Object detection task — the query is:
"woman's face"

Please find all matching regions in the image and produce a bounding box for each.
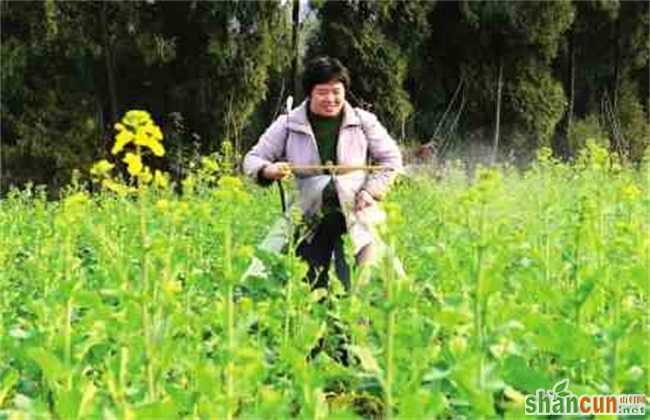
[309,80,345,117]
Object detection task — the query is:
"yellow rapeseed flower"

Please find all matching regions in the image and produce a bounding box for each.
[123,152,143,176]
[112,110,165,158]
[134,131,149,147]
[112,130,134,155]
[162,279,182,294]
[64,192,89,209]
[383,201,405,226]
[147,138,165,157]
[536,147,553,163]
[102,179,135,196]
[154,170,169,188]
[218,176,243,190]
[156,199,169,211]
[144,123,163,141]
[622,184,641,201]
[123,110,152,128]
[236,245,254,260]
[151,140,167,156]
[139,166,153,183]
[201,156,219,172]
[90,159,115,176]
[133,130,165,156]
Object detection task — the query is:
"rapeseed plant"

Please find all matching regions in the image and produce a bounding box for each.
[90,110,168,194]
[2,136,648,418]
[112,110,164,157]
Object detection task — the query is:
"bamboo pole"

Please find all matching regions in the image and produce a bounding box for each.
[289,164,389,173]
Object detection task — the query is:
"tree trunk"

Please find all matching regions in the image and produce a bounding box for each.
[0,0,3,191]
[0,121,3,194]
[566,31,575,141]
[291,0,301,99]
[611,17,624,157]
[558,30,576,158]
[100,2,118,130]
[491,57,503,164]
[613,17,621,109]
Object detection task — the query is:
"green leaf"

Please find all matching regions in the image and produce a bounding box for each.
[133,400,177,419]
[451,353,499,416]
[571,279,596,308]
[399,388,447,418]
[27,348,67,384]
[531,320,594,361]
[347,345,382,375]
[501,355,550,393]
[422,366,451,382]
[195,362,219,396]
[55,387,81,420]
[436,307,472,328]
[73,290,102,307]
[0,370,19,406]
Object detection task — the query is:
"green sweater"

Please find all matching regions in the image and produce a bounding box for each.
[308,110,343,215]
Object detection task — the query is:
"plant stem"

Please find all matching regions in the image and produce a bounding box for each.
[610,263,619,392]
[224,222,235,420]
[384,239,396,420]
[474,202,487,391]
[64,230,73,390]
[284,224,296,346]
[65,297,72,390]
[574,202,582,326]
[138,176,155,402]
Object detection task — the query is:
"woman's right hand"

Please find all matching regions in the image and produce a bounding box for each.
[262,162,292,180]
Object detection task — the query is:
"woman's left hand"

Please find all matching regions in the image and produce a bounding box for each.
[355,189,375,211]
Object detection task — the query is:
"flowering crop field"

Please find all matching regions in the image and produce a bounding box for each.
[1,116,648,418]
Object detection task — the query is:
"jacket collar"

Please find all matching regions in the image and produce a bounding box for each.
[287,100,360,136]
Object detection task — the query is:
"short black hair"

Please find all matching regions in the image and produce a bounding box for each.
[302,56,351,97]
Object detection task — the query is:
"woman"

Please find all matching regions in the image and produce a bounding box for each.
[243,56,402,291]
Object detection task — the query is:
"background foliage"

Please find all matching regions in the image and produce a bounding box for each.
[1,0,648,193]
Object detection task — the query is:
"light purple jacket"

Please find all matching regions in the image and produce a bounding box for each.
[243,100,403,253]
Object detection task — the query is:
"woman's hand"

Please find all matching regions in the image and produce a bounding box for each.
[355,189,375,211]
[262,162,292,181]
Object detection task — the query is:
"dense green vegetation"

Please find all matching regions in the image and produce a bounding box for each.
[1,132,647,417]
[1,1,648,416]
[2,0,648,192]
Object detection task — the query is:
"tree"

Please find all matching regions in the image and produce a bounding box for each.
[459,0,573,160]
[200,2,291,154]
[1,1,292,192]
[554,0,649,160]
[308,0,434,140]
[410,1,573,162]
[1,1,107,192]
